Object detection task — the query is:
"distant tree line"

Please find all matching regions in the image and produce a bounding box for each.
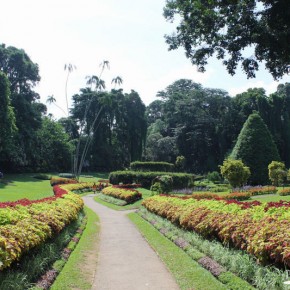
[145,79,290,177]
[1,43,289,178]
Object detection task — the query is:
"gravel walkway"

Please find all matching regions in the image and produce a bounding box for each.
[83,195,180,290]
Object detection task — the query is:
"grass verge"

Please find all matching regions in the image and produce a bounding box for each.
[50,206,100,290]
[128,212,227,290]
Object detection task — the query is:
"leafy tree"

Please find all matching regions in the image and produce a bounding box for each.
[268,161,286,186]
[163,0,290,79]
[157,79,232,172]
[0,44,46,171]
[231,113,280,184]
[145,100,164,125]
[0,72,17,157]
[220,159,250,188]
[36,117,74,171]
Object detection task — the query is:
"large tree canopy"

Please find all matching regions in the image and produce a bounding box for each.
[164,0,290,79]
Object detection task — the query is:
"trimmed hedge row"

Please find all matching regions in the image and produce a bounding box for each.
[109,171,194,189]
[130,161,174,172]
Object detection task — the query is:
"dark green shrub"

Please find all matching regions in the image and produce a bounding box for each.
[206,171,222,183]
[109,171,194,189]
[231,113,280,185]
[130,161,174,172]
[150,175,173,194]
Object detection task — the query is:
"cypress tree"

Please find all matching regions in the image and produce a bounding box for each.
[231,112,280,185]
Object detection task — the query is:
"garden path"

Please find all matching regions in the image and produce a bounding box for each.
[83,195,180,290]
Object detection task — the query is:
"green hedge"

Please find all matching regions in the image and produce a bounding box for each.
[130,161,175,172]
[109,171,194,189]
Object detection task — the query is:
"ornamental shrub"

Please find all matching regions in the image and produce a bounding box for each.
[130,161,174,172]
[206,171,222,183]
[220,159,250,188]
[150,175,173,194]
[268,161,287,186]
[230,113,280,185]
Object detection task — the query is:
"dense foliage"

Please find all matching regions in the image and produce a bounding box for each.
[163,0,290,79]
[69,88,147,171]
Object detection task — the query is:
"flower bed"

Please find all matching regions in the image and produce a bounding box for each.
[191,192,251,201]
[278,188,290,196]
[246,186,277,196]
[0,183,84,270]
[142,195,290,267]
[50,177,77,186]
[102,185,142,204]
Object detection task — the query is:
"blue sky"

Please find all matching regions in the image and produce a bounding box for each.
[1,0,289,118]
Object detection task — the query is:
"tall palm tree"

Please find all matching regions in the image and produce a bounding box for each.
[73,60,110,179]
[111,76,123,89]
[64,63,76,116]
[46,95,66,115]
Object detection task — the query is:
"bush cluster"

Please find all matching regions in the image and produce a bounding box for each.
[109,171,194,189]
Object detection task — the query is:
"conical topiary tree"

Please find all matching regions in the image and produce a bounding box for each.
[231,112,280,185]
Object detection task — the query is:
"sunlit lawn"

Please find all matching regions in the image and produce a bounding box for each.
[0,172,110,202]
[0,173,53,202]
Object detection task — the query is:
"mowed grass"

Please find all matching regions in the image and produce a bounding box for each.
[0,172,109,202]
[128,212,227,290]
[94,187,152,210]
[51,207,100,290]
[0,173,53,202]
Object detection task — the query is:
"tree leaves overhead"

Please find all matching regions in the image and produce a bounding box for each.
[164,0,290,79]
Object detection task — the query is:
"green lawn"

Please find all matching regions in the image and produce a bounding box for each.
[0,173,53,201]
